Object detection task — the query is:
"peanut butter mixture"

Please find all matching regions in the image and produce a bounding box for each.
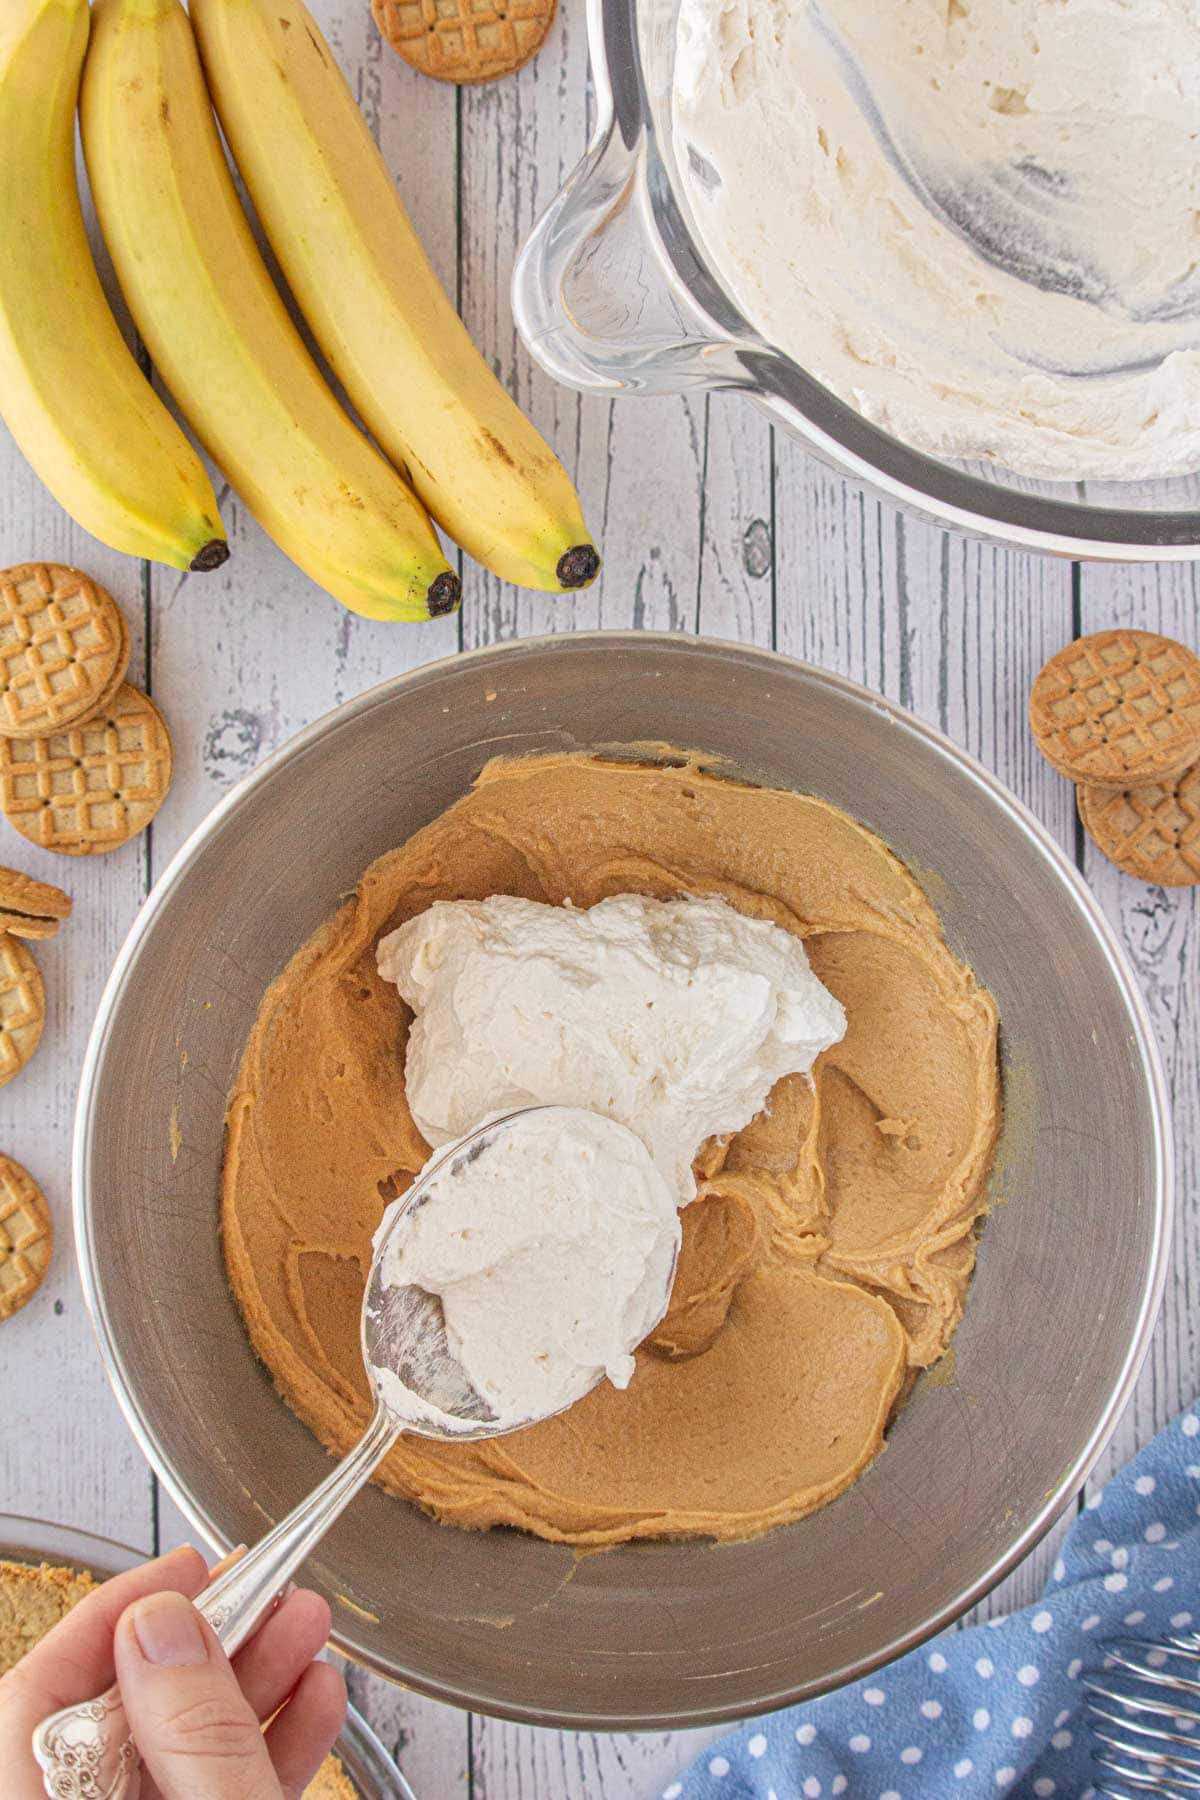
[222,752,1001,1544]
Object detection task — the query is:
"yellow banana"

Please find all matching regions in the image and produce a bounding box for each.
[81,0,459,623]
[190,0,600,595]
[0,0,226,572]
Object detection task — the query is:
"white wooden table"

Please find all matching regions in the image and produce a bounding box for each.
[2,4,1198,1794]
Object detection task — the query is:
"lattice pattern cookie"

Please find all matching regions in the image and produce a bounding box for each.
[0,935,44,1087]
[0,683,173,856]
[0,564,130,739]
[373,0,557,83]
[0,1154,52,1321]
[1079,761,1200,888]
[1030,630,1200,789]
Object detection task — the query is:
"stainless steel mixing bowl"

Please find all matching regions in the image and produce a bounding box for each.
[75,633,1171,1730]
[511,0,1200,559]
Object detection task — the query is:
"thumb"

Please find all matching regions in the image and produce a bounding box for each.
[114,1591,280,1800]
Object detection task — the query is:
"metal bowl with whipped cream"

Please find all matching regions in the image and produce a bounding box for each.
[513,0,1200,557]
[74,634,1170,1728]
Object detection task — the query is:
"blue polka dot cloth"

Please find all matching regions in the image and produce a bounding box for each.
[665,1401,1200,1800]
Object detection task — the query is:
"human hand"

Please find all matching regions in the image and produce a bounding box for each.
[0,1543,346,1799]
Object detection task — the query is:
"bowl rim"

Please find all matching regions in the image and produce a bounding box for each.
[73,630,1175,1728]
[0,1513,148,1581]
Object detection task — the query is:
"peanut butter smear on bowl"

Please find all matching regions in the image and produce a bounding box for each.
[222,750,1001,1545]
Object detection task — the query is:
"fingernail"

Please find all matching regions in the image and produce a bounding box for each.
[209,1544,247,1581]
[131,1592,208,1666]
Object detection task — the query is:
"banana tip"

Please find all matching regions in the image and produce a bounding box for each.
[190,539,231,573]
[557,545,601,590]
[427,571,462,617]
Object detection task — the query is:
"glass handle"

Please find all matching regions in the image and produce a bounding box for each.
[512,125,741,397]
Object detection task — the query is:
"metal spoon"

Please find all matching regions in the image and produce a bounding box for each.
[34,1103,670,1798]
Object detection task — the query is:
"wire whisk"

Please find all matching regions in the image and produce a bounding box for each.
[1087,1634,1200,1797]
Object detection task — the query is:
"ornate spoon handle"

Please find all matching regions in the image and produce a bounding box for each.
[32,1405,397,1799]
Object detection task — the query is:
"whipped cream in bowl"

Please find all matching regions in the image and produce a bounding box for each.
[372,891,847,1428]
[378,891,846,1205]
[672,0,1200,481]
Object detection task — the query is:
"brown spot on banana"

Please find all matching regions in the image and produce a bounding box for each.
[479,427,515,469]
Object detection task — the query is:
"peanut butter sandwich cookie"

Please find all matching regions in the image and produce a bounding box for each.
[0,563,131,740]
[0,867,71,939]
[0,682,173,856]
[0,1154,52,1322]
[373,0,557,83]
[1079,760,1200,888]
[1030,630,1200,790]
[0,934,44,1087]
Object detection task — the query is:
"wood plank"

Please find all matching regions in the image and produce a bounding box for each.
[1077,563,1200,1496]
[693,393,775,645]
[773,452,1076,838]
[472,1723,726,1800]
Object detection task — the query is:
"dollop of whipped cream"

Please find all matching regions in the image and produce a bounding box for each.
[674,0,1200,479]
[372,1107,679,1430]
[377,892,846,1204]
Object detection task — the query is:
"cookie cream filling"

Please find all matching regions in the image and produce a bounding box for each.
[673,0,1200,480]
[371,1107,680,1429]
[376,891,847,1205]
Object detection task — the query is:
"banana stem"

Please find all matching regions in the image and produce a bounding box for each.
[427,571,462,617]
[189,539,231,572]
[557,546,601,590]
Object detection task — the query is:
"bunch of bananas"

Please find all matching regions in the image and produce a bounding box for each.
[0,0,599,621]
